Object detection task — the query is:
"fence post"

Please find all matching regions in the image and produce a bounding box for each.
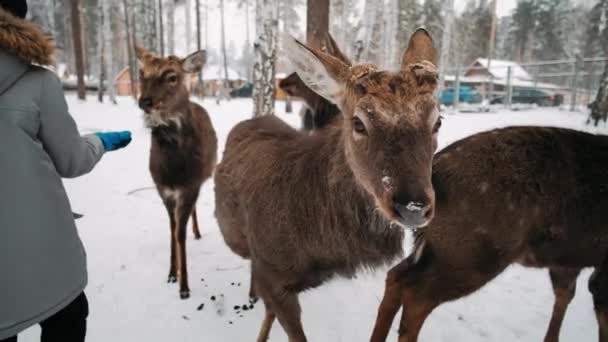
[570,54,582,111]
[454,67,461,110]
[506,66,512,110]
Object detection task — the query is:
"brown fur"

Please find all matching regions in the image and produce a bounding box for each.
[137,47,217,299]
[370,127,608,342]
[0,7,54,65]
[215,29,441,341]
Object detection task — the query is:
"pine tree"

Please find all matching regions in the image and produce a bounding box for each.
[532,0,570,61]
[509,0,535,62]
[252,0,278,116]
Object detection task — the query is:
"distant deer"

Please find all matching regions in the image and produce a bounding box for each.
[279,33,348,131]
[136,47,218,299]
[214,29,442,341]
[370,127,608,342]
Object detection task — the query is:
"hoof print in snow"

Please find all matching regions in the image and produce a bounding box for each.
[197,303,205,311]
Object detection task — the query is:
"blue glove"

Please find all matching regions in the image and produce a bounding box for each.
[95,131,132,152]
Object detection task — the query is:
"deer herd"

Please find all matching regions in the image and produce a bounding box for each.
[133,29,608,342]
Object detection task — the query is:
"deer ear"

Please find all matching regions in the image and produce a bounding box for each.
[135,45,149,68]
[323,32,352,66]
[401,28,438,68]
[182,50,207,73]
[283,34,350,105]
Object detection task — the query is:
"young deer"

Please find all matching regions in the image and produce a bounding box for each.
[370,127,608,342]
[279,33,348,130]
[214,29,442,341]
[136,47,218,299]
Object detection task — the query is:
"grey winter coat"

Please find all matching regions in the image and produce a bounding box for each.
[0,9,105,339]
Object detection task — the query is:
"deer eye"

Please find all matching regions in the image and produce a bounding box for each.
[433,115,443,133]
[352,116,368,136]
[167,74,178,83]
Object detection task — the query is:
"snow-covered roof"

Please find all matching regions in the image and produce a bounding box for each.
[469,58,533,81]
[444,74,566,91]
[202,65,245,81]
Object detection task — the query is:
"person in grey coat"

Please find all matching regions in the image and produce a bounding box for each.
[0,1,132,341]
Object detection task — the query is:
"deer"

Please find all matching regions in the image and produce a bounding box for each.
[369,126,608,342]
[279,33,348,131]
[136,46,218,299]
[214,29,442,341]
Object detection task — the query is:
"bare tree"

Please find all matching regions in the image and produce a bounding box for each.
[122,0,138,101]
[103,0,117,104]
[97,0,105,103]
[185,0,192,52]
[70,0,86,100]
[220,0,229,83]
[167,0,175,55]
[252,0,278,116]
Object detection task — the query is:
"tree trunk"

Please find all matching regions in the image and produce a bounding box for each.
[589,63,608,126]
[158,0,164,56]
[167,0,175,55]
[195,0,204,96]
[98,0,105,103]
[306,0,329,51]
[220,0,229,83]
[438,0,455,93]
[103,0,117,104]
[185,0,192,52]
[252,0,278,117]
[122,0,138,101]
[70,0,86,100]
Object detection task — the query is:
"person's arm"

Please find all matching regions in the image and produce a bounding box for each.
[37,72,106,178]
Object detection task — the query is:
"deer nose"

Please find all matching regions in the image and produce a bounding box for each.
[138,97,153,111]
[392,196,433,228]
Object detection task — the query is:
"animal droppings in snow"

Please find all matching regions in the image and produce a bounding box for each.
[197,304,205,311]
[211,296,216,301]
[242,306,248,311]
[182,315,190,321]
[234,305,240,310]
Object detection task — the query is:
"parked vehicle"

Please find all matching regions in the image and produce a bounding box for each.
[491,88,558,106]
[230,82,253,97]
[440,86,482,106]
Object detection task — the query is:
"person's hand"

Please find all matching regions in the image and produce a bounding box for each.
[95,131,132,152]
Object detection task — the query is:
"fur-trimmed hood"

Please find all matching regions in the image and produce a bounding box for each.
[0,7,54,65]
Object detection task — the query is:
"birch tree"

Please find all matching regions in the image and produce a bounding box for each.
[185,0,192,52]
[589,63,608,125]
[166,0,175,55]
[396,0,419,64]
[103,0,117,104]
[252,0,278,117]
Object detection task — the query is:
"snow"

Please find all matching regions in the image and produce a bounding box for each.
[202,65,246,81]
[471,58,533,81]
[17,96,608,341]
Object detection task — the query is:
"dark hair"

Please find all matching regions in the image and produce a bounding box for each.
[0,0,28,19]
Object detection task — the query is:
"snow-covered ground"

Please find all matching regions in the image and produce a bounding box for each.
[19,97,607,341]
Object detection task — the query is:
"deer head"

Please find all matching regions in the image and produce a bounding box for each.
[135,46,206,127]
[285,29,440,229]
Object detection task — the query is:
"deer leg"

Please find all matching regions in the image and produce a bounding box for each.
[370,260,413,342]
[255,268,307,342]
[249,269,258,303]
[543,268,580,342]
[256,304,276,342]
[191,207,202,240]
[589,256,608,342]
[175,192,198,299]
[162,196,178,284]
[396,289,438,342]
